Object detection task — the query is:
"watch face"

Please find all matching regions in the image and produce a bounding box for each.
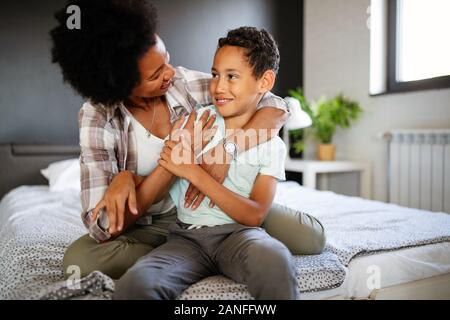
[224,142,236,153]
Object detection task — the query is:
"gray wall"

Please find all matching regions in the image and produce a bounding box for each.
[0,0,302,145]
[303,0,450,201]
[0,0,83,145]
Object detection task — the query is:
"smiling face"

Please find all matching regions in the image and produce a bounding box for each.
[130,35,175,100]
[210,45,272,120]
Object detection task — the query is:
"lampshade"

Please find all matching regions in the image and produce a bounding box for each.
[284,96,312,130]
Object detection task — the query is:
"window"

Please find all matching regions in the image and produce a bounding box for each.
[370,0,450,95]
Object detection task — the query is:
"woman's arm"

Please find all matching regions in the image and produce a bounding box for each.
[90,115,188,237]
[79,104,127,242]
[93,167,176,236]
[90,110,215,238]
[80,105,182,239]
[227,106,288,151]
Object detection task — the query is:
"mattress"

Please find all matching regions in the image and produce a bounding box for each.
[0,185,341,299]
[1,183,449,299]
[275,181,450,299]
[301,241,450,300]
[0,186,85,299]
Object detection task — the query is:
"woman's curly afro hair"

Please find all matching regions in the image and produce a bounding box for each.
[218,26,280,79]
[50,0,158,107]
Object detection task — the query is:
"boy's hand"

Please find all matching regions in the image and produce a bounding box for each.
[159,137,199,180]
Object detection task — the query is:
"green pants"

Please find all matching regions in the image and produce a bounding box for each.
[63,209,176,279]
[63,205,325,279]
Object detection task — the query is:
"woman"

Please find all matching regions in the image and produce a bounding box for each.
[50,0,325,279]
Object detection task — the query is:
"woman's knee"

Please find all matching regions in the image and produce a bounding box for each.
[62,234,152,280]
[263,204,326,255]
[63,235,96,279]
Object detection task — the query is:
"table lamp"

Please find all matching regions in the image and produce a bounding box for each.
[283,96,313,146]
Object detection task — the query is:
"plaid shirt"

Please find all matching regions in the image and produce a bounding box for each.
[79,66,288,242]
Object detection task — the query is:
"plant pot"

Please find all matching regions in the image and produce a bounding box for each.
[317,144,335,161]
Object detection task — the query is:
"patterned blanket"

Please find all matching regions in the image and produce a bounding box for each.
[1,184,450,300]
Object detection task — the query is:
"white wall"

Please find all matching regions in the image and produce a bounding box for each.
[303,0,450,201]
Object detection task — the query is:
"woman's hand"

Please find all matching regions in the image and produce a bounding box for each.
[91,170,139,236]
[170,110,217,157]
[165,110,219,208]
[159,138,199,180]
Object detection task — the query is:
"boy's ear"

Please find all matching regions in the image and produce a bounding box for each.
[258,70,276,93]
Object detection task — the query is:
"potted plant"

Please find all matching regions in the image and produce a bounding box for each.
[285,89,312,158]
[288,89,363,161]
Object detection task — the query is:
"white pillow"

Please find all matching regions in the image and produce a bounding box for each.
[41,158,81,192]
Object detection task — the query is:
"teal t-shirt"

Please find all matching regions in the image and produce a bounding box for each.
[169,105,286,226]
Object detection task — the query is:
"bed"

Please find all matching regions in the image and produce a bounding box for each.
[1,144,449,300]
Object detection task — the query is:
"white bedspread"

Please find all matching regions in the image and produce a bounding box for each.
[0,186,345,299]
[1,183,450,300]
[274,182,450,266]
[0,186,84,299]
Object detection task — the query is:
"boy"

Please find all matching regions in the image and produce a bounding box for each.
[114,27,299,300]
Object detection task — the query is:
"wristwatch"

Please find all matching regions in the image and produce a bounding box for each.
[223,138,238,160]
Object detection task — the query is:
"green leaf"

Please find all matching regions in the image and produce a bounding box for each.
[287,89,363,144]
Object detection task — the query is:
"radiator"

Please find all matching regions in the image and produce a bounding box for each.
[385,129,450,213]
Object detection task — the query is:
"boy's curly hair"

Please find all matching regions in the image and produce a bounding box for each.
[50,0,158,107]
[218,26,280,78]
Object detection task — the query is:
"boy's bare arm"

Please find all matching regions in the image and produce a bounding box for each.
[187,169,277,227]
[91,167,176,237]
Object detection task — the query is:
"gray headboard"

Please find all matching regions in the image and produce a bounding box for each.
[0,144,80,198]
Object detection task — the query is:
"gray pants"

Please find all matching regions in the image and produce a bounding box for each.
[63,205,325,280]
[113,221,300,300]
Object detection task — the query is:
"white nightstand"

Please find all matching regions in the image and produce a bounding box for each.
[285,158,372,199]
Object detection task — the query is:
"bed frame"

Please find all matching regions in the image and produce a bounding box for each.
[0,143,449,300]
[367,273,450,300]
[0,144,80,198]
[323,273,450,300]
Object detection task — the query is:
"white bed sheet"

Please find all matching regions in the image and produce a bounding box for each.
[301,241,450,300]
[1,183,449,299]
[275,182,450,299]
[0,186,84,299]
